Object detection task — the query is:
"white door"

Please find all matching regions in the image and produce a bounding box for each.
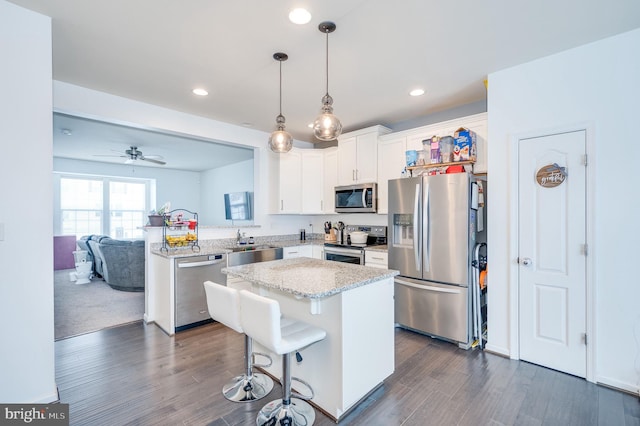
[518,130,587,377]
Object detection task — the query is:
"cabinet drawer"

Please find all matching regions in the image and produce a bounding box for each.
[365,250,388,268]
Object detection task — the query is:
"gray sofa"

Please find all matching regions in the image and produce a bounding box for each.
[79,235,145,292]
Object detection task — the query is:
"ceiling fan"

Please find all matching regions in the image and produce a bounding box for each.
[94,146,166,165]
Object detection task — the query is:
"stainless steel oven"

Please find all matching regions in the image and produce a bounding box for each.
[323,246,364,265]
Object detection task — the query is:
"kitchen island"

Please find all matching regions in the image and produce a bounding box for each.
[223,257,399,422]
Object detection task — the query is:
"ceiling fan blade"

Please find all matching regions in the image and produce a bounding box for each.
[140,157,166,165]
[93,154,126,158]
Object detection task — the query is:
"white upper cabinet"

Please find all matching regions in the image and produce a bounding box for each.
[323,147,338,214]
[301,150,324,214]
[377,135,407,214]
[276,150,302,213]
[337,126,391,185]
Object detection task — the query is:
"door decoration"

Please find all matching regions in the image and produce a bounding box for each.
[536,163,567,188]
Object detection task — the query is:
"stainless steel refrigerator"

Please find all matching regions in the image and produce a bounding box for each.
[388,172,485,346]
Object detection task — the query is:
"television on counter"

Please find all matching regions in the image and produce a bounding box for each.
[224,191,253,220]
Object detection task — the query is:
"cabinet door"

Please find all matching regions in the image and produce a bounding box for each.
[323,148,338,214]
[337,136,357,185]
[301,150,324,214]
[377,136,406,214]
[312,245,324,260]
[355,132,378,183]
[279,151,301,213]
[283,245,313,259]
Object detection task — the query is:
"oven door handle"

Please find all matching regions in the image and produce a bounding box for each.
[324,246,363,256]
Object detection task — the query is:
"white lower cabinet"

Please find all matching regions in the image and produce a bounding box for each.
[365,250,388,269]
[312,245,324,260]
[283,245,313,259]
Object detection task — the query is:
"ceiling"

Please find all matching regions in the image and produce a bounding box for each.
[53,113,254,172]
[8,0,640,169]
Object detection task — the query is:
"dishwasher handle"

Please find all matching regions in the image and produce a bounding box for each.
[177,258,225,268]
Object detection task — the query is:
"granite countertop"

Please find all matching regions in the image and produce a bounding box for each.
[151,239,325,258]
[150,238,389,259]
[222,257,399,299]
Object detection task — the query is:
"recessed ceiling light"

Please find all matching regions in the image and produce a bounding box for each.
[61,128,72,135]
[409,88,425,97]
[289,8,312,24]
[192,88,209,96]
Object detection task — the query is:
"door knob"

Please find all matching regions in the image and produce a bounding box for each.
[520,257,532,266]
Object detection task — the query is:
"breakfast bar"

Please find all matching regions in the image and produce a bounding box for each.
[222,257,399,422]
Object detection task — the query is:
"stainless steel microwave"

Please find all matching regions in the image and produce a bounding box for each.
[334,183,377,213]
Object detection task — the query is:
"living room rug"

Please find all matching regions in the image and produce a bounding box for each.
[54,268,145,340]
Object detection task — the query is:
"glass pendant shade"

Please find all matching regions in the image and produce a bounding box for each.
[313,21,342,141]
[313,94,342,141]
[269,115,293,153]
[269,52,292,153]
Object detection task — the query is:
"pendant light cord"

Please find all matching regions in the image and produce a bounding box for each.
[279,60,283,116]
[325,32,329,96]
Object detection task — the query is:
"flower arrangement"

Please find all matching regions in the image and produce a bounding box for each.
[148,202,171,226]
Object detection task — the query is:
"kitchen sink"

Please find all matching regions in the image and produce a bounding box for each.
[227,245,283,267]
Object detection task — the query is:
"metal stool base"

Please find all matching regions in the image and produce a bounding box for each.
[223,373,274,402]
[256,398,315,426]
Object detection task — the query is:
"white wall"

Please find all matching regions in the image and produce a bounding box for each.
[200,158,254,226]
[487,28,640,393]
[0,1,57,403]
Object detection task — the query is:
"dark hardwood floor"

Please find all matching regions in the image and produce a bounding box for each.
[55,321,640,425]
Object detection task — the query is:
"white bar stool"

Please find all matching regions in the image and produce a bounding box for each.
[203,281,274,402]
[238,289,327,426]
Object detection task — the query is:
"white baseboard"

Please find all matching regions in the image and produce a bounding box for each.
[596,375,640,396]
[484,343,510,357]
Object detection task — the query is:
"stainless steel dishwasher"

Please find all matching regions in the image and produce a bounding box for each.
[174,253,227,331]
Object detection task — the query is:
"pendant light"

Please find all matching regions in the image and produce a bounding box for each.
[313,21,342,141]
[268,52,293,153]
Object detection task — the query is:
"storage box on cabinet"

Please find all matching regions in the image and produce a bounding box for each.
[403,113,487,174]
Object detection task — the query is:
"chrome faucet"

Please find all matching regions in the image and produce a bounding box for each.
[236,229,242,245]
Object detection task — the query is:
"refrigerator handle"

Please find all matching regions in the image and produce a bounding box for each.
[423,182,430,272]
[395,279,462,294]
[414,183,421,271]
